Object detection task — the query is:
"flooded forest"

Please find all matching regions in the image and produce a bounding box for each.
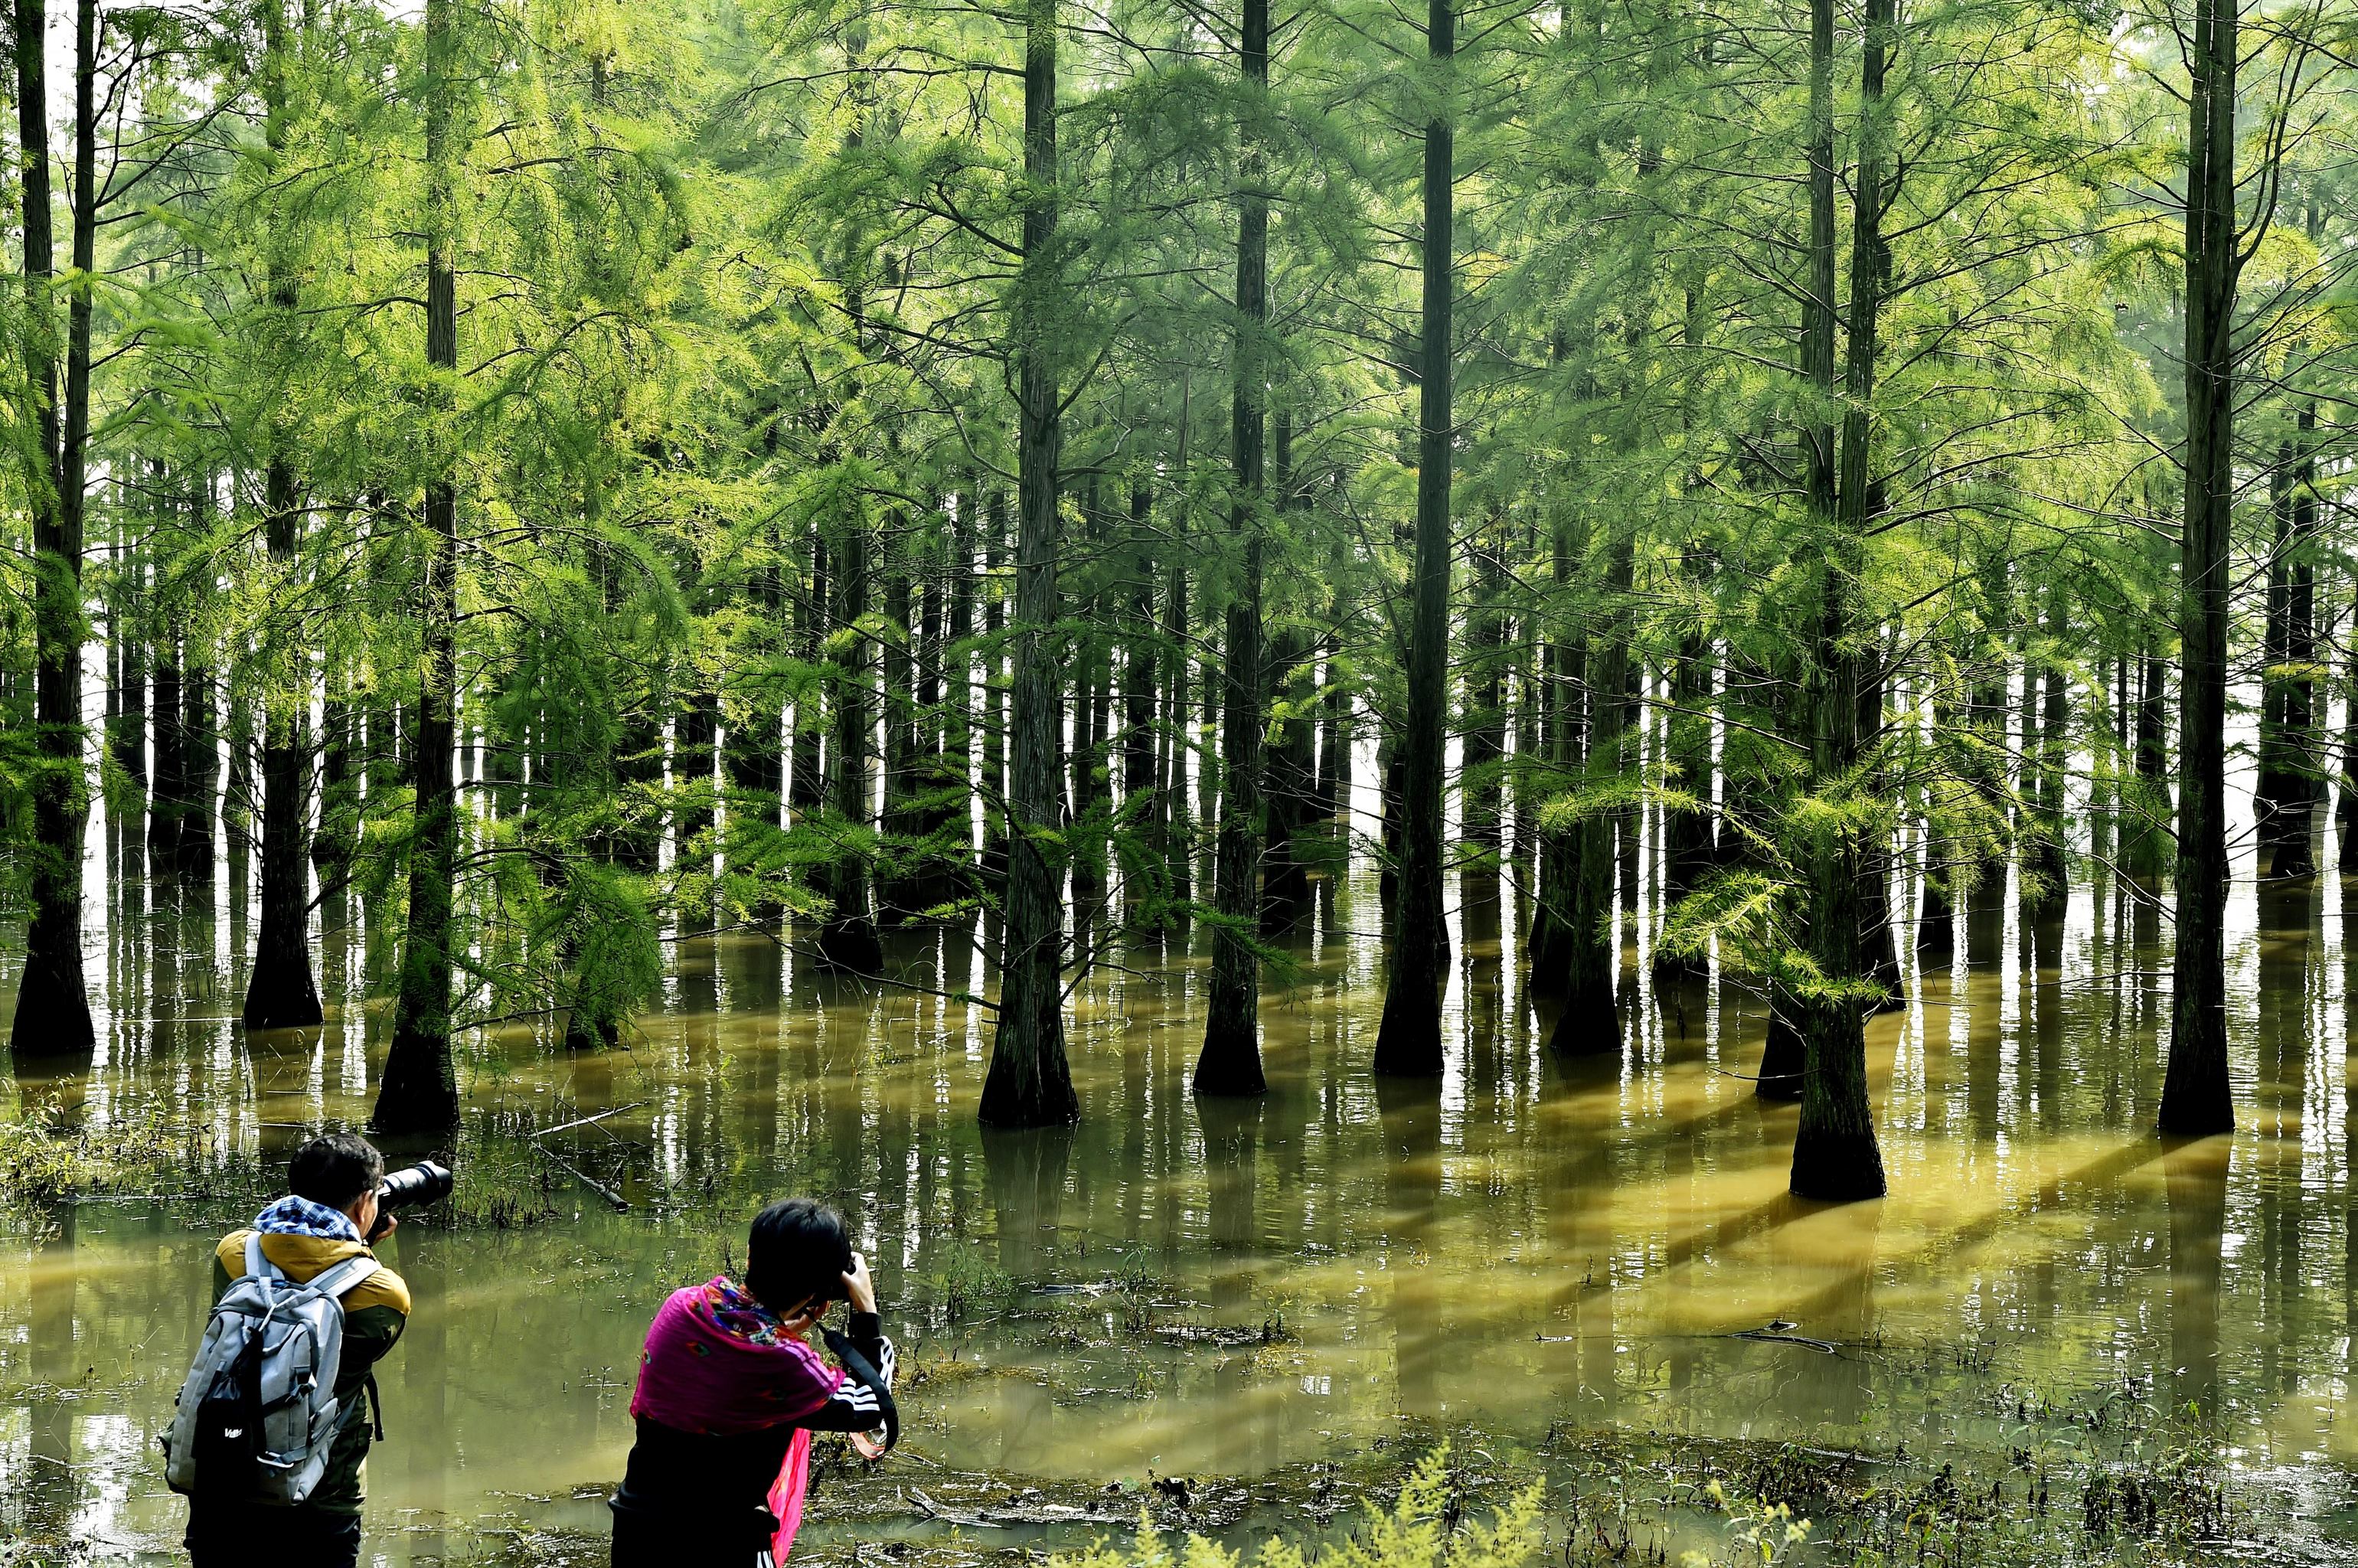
[6,0,2358,1564]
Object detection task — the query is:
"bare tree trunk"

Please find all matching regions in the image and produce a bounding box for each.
[1547,531,1628,1057]
[979,0,1080,1126]
[2160,0,2237,1137]
[819,506,882,968]
[9,0,96,1056]
[1370,0,1454,1078]
[375,0,463,1132]
[245,0,324,1029]
[1788,0,1886,1200]
[1197,0,1271,1096]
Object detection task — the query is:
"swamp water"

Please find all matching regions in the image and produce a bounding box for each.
[7,825,2358,1562]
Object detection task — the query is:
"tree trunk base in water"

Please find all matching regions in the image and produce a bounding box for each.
[978,1063,1081,1128]
[1755,1012,1804,1101]
[2157,1091,2233,1138]
[1192,1044,1267,1097]
[818,919,884,973]
[240,965,324,1031]
[563,1006,621,1053]
[1372,972,1443,1077]
[1649,949,1703,991]
[372,1034,460,1135]
[8,960,96,1060]
[1546,983,1621,1057]
[1789,1130,1888,1201]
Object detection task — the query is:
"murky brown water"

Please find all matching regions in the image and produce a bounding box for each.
[6,774,2358,1561]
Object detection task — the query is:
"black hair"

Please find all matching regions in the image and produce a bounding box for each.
[744,1197,854,1313]
[289,1132,386,1210]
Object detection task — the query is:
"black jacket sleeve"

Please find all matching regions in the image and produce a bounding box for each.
[806,1312,899,1452]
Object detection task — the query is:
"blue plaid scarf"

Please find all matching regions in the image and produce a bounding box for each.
[253,1193,362,1242]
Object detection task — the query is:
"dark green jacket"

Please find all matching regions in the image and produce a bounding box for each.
[211,1229,410,1517]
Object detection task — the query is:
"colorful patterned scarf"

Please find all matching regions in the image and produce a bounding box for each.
[629,1277,844,1563]
[253,1194,362,1242]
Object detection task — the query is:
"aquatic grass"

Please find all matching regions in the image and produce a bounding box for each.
[927,1244,1021,1322]
[0,1096,266,1214]
[443,1120,566,1229]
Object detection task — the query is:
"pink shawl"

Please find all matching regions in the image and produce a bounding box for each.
[629,1278,844,1562]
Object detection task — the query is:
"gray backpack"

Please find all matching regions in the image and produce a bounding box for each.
[162,1235,379,1506]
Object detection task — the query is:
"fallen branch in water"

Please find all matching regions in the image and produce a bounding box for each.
[527,1102,645,1141]
[531,1143,630,1211]
[1726,1328,1841,1354]
[908,1487,1001,1528]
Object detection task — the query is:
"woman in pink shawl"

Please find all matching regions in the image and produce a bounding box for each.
[611,1199,899,1566]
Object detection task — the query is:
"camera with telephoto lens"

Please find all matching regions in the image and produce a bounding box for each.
[377,1160,454,1210]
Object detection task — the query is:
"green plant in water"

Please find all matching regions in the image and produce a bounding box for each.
[1054,1449,1543,1568]
[1684,1482,1809,1567]
[931,1245,1018,1321]
[0,1097,259,1212]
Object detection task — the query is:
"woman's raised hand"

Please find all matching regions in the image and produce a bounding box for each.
[842,1252,877,1315]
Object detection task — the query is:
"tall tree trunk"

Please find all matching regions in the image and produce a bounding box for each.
[877,518,917,923]
[1788,0,1886,1201]
[245,0,324,1029]
[819,507,883,967]
[375,0,463,1133]
[2339,572,2358,874]
[1197,0,1271,1097]
[1370,0,1454,1077]
[151,626,186,864]
[981,500,1009,882]
[2255,449,2292,864]
[180,616,218,879]
[2270,420,2318,878]
[2160,0,2237,1138]
[1655,549,1714,983]
[788,528,823,816]
[1527,520,1584,985]
[111,511,146,794]
[676,678,719,920]
[979,0,1080,1126]
[1547,531,1629,1057]
[1160,502,1192,905]
[9,0,96,1057]
[1122,482,1160,916]
[1462,528,1506,848]
[1261,413,1314,923]
[947,488,978,874]
[2027,588,2069,913]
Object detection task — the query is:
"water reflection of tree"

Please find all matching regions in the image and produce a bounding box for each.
[392,1220,452,1563]
[982,1126,1072,1471]
[21,1207,78,1544]
[1374,1075,1442,1425]
[1200,1093,1264,1475]
[2162,1136,2229,1426]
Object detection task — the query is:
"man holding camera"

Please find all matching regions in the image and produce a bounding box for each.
[183,1132,412,1568]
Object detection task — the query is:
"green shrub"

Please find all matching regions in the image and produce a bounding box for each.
[1056,1449,1543,1568]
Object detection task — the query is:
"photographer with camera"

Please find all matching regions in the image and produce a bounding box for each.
[170,1132,437,1568]
[612,1197,899,1566]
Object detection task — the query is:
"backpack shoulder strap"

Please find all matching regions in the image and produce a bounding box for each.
[307,1256,382,1301]
[244,1233,276,1283]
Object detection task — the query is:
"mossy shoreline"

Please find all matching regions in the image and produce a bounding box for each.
[369,1416,2334,1568]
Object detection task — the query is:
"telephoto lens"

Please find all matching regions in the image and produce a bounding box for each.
[377,1160,455,1210]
